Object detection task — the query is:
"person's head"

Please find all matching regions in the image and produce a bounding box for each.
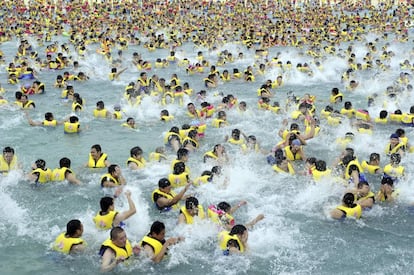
[291,139,301,149]
[211,165,222,175]
[395,128,405,137]
[66,219,83,237]
[188,129,198,139]
[169,126,179,134]
[390,153,401,165]
[381,177,394,188]
[217,110,226,119]
[369,153,380,163]
[35,159,46,169]
[126,117,135,127]
[390,133,399,145]
[379,110,388,119]
[173,161,186,174]
[90,144,102,158]
[229,224,248,242]
[357,181,370,195]
[231,129,240,139]
[100,196,114,212]
[110,226,127,247]
[217,201,231,212]
[69,116,79,123]
[96,100,105,109]
[177,148,189,161]
[342,193,356,207]
[341,154,355,167]
[59,157,71,168]
[130,146,143,158]
[149,221,166,240]
[348,164,360,176]
[158,178,172,191]
[44,112,54,121]
[108,164,120,176]
[2,147,15,162]
[315,160,327,171]
[185,196,199,216]
[344,101,353,110]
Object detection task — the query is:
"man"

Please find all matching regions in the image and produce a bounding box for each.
[330,193,362,220]
[126,146,146,170]
[99,227,140,272]
[53,219,85,254]
[352,181,375,209]
[85,144,110,168]
[28,159,52,184]
[52,157,81,184]
[101,164,126,187]
[178,196,205,224]
[93,100,112,118]
[219,224,248,255]
[152,178,191,212]
[94,190,136,230]
[140,221,184,263]
[0,146,20,174]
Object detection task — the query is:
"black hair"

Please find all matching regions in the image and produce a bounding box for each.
[100,197,114,212]
[229,224,247,236]
[217,201,231,212]
[342,193,356,207]
[130,146,143,157]
[66,219,82,236]
[150,221,165,235]
[59,157,71,168]
[185,196,199,210]
[158,178,171,188]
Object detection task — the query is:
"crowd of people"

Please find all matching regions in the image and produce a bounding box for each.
[1,0,414,271]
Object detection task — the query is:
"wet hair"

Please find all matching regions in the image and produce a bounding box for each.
[91,144,102,152]
[369,153,380,162]
[158,178,171,188]
[390,153,401,164]
[348,164,360,175]
[379,110,388,119]
[35,159,46,169]
[185,196,199,210]
[96,100,105,108]
[59,157,71,168]
[130,146,143,157]
[100,196,114,212]
[173,161,186,174]
[150,221,165,235]
[177,148,189,160]
[342,154,355,167]
[315,160,327,171]
[108,164,118,174]
[342,193,356,207]
[110,226,124,240]
[69,116,79,123]
[357,181,369,189]
[211,165,222,175]
[169,126,179,133]
[217,201,231,212]
[3,146,14,154]
[45,112,53,120]
[229,224,247,236]
[395,128,405,137]
[344,101,353,109]
[161,109,169,116]
[381,177,394,186]
[66,219,82,236]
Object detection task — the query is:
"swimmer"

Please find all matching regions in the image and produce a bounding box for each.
[53,219,85,255]
[51,157,81,185]
[330,193,362,220]
[126,146,146,170]
[85,144,110,168]
[101,164,126,188]
[178,196,205,224]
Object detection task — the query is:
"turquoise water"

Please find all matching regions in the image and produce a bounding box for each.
[1,3,414,275]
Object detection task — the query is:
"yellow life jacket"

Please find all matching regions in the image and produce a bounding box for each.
[151,188,179,211]
[207,206,234,227]
[163,132,182,145]
[149,152,167,162]
[272,163,295,175]
[344,159,363,180]
[203,151,218,161]
[31,168,52,183]
[376,189,400,202]
[23,100,35,109]
[389,113,402,122]
[312,169,332,181]
[64,122,80,133]
[93,210,118,230]
[180,205,205,224]
[88,153,107,168]
[100,173,120,186]
[43,120,57,127]
[161,115,174,122]
[93,108,108,118]
[374,117,388,124]
[218,231,245,252]
[101,238,132,260]
[0,155,18,173]
[126,157,146,169]
[383,164,404,179]
[72,102,83,111]
[228,138,244,146]
[51,167,73,181]
[340,108,355,118]
[211,118,227,128]
[361,161,380,174]
[384,143,405,155]
[336,204,362,219]
[168,172,189,188]
[284,146,302,161]
[330,93,344,103]
[113,111,122,120]
[140,235,163,256]
[53,232,84,254]
[182,137,199,149]
[194,175,212,186]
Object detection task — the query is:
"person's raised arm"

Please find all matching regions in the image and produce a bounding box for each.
[113,190,136,226]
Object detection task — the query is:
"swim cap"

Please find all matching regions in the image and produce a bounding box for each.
[390,133,399,139]
[292,139,301,146]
